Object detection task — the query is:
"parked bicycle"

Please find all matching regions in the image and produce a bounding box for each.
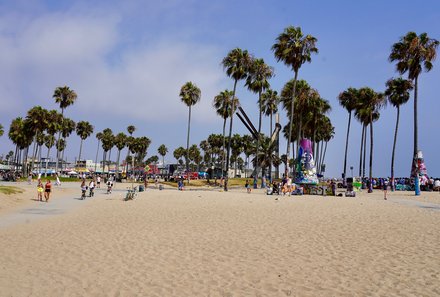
[124,186,137,201]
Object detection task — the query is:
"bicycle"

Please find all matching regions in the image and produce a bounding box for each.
[124,187,137,201]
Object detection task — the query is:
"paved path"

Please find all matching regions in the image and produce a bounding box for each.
[0,183,128,229]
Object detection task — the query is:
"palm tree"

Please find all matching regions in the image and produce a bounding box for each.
[75,121,94,162]
[125,125,136,176]
[252,136,280,182]
[272,26,318,176]
[357,87,386,193]
[180,81,201,183]
[385,78,413,189]
[338,87,359,182]
[114,132,127,179]
[43,134,55,177]
[173,146,186,166]
[261,89,280,181]
[157,144,168,170]
[389,32,438,194]
[60,118,76,171]
[100,129,114,177]
[213,90,239,177]
[52,86,77,173]
[0,124,3,137]
[222,48,252,191]
[95,132,103,173]
[9,117,33,173]
[25,106,49,174]
[246,58,274,188]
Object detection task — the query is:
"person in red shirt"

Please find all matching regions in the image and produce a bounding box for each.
[44,179,52,202]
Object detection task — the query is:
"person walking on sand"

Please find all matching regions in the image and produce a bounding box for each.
[245,179,251,193]
[44,179,52,202]
[96,175,101,188]
[55,173,61,186]
[37,180,44,201]
[383,179,389,200]
[27,174,32,185]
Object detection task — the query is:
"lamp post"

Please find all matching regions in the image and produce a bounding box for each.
[350,166,354,178]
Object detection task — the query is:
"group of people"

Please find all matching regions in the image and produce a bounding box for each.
[36,179,52,202]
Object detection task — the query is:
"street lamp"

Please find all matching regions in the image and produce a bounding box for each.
[350,166,354,178]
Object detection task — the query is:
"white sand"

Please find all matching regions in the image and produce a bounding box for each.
[0,182,439,296]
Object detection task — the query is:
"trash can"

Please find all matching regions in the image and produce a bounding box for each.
[138,185,144,192]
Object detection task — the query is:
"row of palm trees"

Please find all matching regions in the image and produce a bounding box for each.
[339,31,438,193]
[4,85,160,178]
[176,26,334,190]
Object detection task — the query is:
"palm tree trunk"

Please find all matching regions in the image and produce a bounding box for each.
[95,140,100,173]
[343,111,352,185]
[256,90,263,189]
[225,79,238,191]
[30,138,38,175]
[222,117,227,176]
[362,125,367,179]
[286,70,299,177]
[102,151,107,178]
[391,106,400,191]
[38,144,42,173]
[368,116,374,193]
[315,141,320,174]
[108,148,112,174]
[78,139,84,162]
[269,112,273,182]
[14,145,18,171]
[116,149,121,180]
[321,141,328,173]
[186,105,192,184]
[45,147,51,177]
[413,76,420,195]
[359,125,365,177]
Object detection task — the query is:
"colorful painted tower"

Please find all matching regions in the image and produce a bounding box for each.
[295,139,318,185]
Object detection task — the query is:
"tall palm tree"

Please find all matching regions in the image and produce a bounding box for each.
[213,89,239,176]
[9,117,32,173]
[95,132,103,173]
[75,121,94,162]
[25,106,49,174]
[357,87,386,193]
[125,125,136,176]
[43,134,55,177]
[180,81,201,183]
[272,26,318,176]
[100,129,114,177]
[338,87,359,182]
[246,58,274,188]
[389,31,438,194]
[114,132,127,179]
[173,146,186,166]
[222,48,252,191]
[60,118,76,171]
[385,78,413,189]
[261,89,280,180]
[52,86,77,172]
[157,144,168,169]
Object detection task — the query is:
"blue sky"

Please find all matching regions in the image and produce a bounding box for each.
[0,0,439,177]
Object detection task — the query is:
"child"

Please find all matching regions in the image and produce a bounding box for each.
[245,179,251,193]
[37,180,44,201]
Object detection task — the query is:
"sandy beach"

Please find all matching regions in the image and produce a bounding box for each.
[0,182,439,296]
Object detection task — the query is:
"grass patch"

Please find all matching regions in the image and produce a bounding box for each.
[160,178,262,188]
[0,186,24,195]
